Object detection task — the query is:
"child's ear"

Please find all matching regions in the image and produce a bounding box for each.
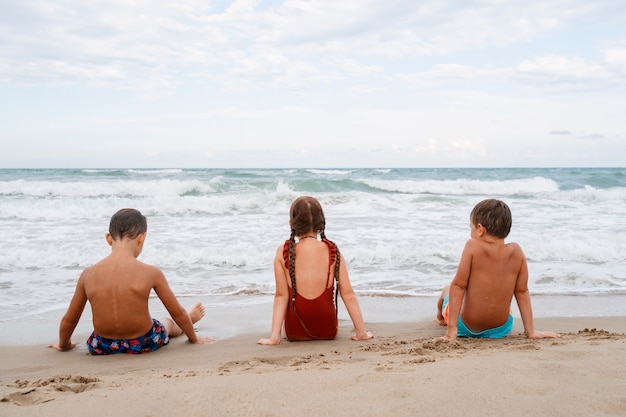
[105,233,113,246]
[476,224,486,236]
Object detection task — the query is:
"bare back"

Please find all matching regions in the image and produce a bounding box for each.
[459,238,526,331]
[281,239,335,299]
[82,253,160,339]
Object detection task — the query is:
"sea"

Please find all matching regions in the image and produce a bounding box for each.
[1,167,625,342]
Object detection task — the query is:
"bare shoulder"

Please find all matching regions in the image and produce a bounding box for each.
[132,259,166,281]
[463,238,481,252]
[80,264,95,276]
[79,261,103,282]
[77,264,95,283]
[505,242,525,255]
[143,261,165,275]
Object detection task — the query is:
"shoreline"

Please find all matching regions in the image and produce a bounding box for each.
[2,294,626,347]
[1,316,625,416]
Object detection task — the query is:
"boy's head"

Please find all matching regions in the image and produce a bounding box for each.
[470,199,512,239]
[289,196,326,236]
[109,208,147,241]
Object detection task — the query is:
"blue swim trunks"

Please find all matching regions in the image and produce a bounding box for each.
[441,295,513,338]
[87,319,169,355]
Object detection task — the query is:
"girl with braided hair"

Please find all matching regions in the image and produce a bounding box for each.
[258,196,373,345]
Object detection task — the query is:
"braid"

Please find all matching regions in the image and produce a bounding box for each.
[320,231,341,286]
[289,229,297,303]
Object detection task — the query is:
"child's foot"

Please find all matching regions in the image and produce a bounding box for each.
[435,313,446,326]
[189,302,206,324]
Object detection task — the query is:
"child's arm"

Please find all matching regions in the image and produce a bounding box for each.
[49,273,88,351]
[257,250,289,345]
[442,240,473,340]
[514,252,560,339]
[152,269,206,343]
[337,255,373,341]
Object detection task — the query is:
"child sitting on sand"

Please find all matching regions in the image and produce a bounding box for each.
[437,199,560,340]
[49,208,213,354]
[257,196,373,344]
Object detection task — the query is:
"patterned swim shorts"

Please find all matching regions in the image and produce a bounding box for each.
[87,319,169,355]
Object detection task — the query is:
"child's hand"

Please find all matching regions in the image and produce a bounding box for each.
[351,331,374,341]
[48,342,76,351]
[192,336,215,344]
[435,327,458,341]
[257,337,282,345]
[526,330,561,339]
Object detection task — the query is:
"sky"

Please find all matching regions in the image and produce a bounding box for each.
[1,0,625,168]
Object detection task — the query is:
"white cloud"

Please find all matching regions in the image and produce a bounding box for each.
[2,1,624,94]
[603,47,626,72]
[1,0,626,168]
[518,54,612,80]
[451,138,486,156]
[395,64,512,87]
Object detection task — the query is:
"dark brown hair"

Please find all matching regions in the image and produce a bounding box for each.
[108,208,147,240]
[470,199,512,239]
[287,196,340,302]
[289,196,326,237]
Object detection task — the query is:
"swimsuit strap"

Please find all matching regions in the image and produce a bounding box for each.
[321,239,340,313]
[322,239,337,287]
[282,239,291,269]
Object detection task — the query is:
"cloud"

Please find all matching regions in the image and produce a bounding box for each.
[549,130,604,140]
[517,54,614,85]
[3,0,625,94]
[2,1,626,168]
[451,138,486,156]
[395,64,512,87]
[577,133,604,140]
[603,47,626,72]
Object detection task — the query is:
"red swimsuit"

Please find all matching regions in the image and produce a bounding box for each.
[283,240,338,341]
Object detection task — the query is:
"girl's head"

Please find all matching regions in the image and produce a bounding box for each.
[289,196,326,238]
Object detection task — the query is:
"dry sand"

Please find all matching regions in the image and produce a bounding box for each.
[1,316,625,417]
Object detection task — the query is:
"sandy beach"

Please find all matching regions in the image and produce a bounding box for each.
[1,314,625,417]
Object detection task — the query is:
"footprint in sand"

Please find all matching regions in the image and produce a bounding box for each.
[217,354,334,374]
[1,375,100,406]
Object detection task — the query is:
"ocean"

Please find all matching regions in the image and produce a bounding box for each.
[1,167,625,340]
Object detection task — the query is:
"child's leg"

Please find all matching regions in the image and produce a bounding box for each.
[436,285,450,325]
[161,302,205,338]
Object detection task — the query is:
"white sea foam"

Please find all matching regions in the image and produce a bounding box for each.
[307,169,353,175]
[360,176,560,195]
[1,168,625,322]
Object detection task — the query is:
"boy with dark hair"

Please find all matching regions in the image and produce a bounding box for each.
[50,208,213,354]
[436,199,560,340]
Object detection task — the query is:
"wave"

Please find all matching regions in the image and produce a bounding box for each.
[82,169,124,174]
[127,168,184,175]
[306,169,353,176]
[0,178,215,198]
[360,176,561,196]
